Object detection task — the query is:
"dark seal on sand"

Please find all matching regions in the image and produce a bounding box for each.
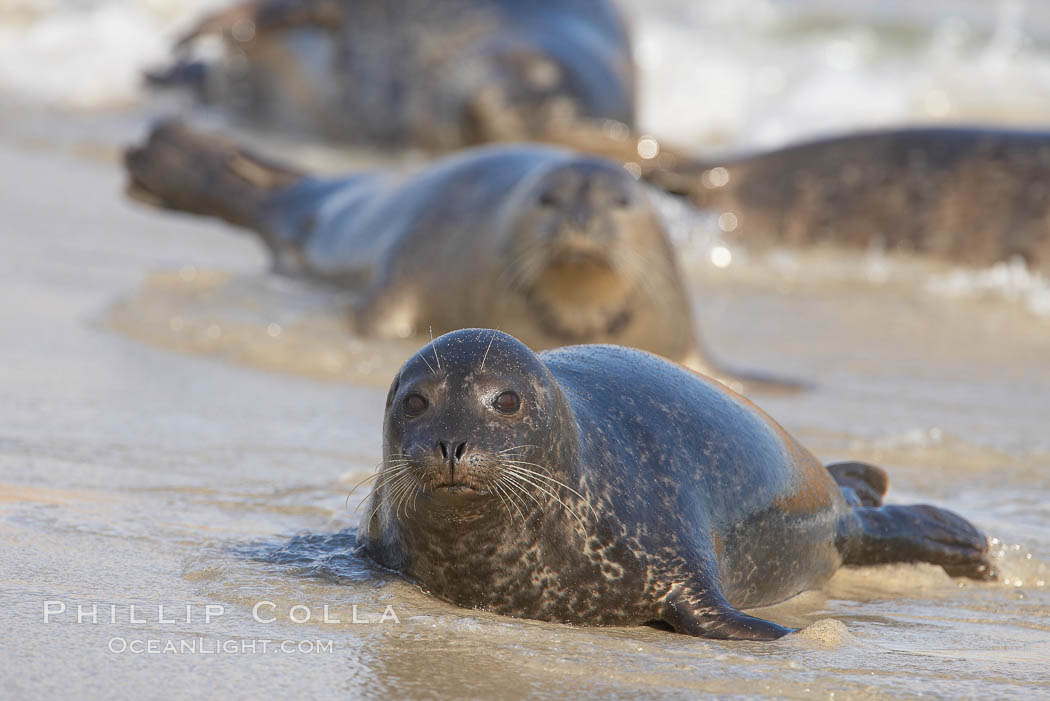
[652,127,1050,272]
[357,329,994,640]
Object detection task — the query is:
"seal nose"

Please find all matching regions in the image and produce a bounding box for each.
[438,440,468,463]
[569,202,593,231]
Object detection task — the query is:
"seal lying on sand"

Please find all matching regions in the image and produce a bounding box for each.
[124,122,794,391]
[357,329,994,640]
[149,0,634,150]
[651,127,1050,272]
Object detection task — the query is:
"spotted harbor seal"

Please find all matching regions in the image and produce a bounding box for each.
[356,329,994,640]
[148,0,635,150]
[651,127,1050,272]
[124,122,794,391]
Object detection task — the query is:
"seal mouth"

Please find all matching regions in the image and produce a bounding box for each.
[549,249,614,269]
[433,483,484,495]
[520,260,635,342]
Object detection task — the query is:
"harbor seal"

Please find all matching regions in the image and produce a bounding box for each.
[148,0,635,149]
[357,329,994,640]
[651,127,1050,272]
[124,122,794,392]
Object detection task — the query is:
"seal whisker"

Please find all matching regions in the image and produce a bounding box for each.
[480,328,500,372]
[363,489,389,526]
[347,468,408,511]
[353,462,415,513]
[351,459,410,484]
[346,460,411,508]
[365,490,396,527]
[499,458,554,475]
[393,471,422,519]
[496,471,543,513]
[408,477,423,515]
[429,325,442,370]
[501,461,586,503]
[502,478,536,522]
[498,444,538,455]
[389,473,418,521]
[501,462,598,519]
[503,465,592,515]
[490,478,526,524]
[364,465,421,522]
[487,479,514,520]
[501,468,590,531]
[417,350,436,374]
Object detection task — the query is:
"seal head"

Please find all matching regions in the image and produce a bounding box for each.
[502,159,659,344]
[361,330,585,578]
[385,329,575,497]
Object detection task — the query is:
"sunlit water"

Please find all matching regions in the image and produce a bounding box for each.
[2,1,1050,699]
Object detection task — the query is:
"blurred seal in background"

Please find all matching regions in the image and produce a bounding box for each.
[651,127,1050,272]
[148,0,635,150]
[124,122,801,392]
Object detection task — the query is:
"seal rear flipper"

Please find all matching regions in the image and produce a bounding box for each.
[710,366,813,396]
[826,461,889,507]
[124,121,303,244]
[843,504,996,581]
[661,586,794,641]
[539,120,702,183]
[684,352,812,396]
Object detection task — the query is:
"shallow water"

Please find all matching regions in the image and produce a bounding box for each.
[3,1,1050,699]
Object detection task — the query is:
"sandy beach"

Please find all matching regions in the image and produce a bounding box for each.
[2,1,1049,698]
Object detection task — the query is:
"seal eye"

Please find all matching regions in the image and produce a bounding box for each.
[493,391,521,415]
[538,192,558,207]
[403,393,428,417]
[612,193,630,207]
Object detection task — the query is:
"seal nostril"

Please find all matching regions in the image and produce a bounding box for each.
[454,441,467,461]
[438,441,449,460]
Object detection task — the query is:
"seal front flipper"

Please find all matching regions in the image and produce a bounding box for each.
[841,504,996,581]
[827,461,888,507]
[661,585,794,641]
[349,279,419,339]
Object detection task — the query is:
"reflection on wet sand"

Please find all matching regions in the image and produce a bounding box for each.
[107,269,413,385]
